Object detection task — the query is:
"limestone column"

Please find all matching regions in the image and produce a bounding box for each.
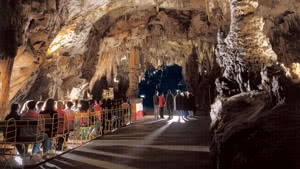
[0,1,20,119]
[0,29,17,119]
[127,47,142,98]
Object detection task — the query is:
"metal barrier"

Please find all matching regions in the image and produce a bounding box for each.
[40,114,58,154]
[0,104,131,168]
[0,118,17,169]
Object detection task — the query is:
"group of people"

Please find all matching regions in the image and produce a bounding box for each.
[153,90,195,120]
[4,97,129,157]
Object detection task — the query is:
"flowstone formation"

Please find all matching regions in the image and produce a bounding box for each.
[210,0,300,169]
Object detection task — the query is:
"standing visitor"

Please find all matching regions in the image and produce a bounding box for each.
[166,90,174,120]
[183,92,189,118]
[153,91,159,120]
[159,93,166,119]
[175,91,183,119]
[188,92,195,116]
[92,100,102,137]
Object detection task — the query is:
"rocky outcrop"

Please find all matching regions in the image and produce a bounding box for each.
[211,65,300,169]
[4,1,219,107]
[210,0,300,168]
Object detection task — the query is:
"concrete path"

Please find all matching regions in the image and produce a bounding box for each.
[36,116,211,169]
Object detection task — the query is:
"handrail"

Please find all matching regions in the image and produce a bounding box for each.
[0,103,132,167]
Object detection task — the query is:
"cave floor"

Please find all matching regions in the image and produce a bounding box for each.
[34,116,211,169]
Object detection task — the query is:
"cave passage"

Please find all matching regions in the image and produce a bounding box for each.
[138,65,186,108]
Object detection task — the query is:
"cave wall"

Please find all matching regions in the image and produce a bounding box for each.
[210,0,300,169]
[3,0,299,117]
[4,0,219,109]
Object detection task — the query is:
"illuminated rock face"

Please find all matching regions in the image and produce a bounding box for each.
[2,1,300,108]
[210,0,300,169]
[9,0,218,103]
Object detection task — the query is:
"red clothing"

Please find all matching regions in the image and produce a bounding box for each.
[64,108,75,130]
[78,110,89,126]
[93,104,101,111]
[122,103,129,109]
[159,96,165,107]
[22,111,40,119]
[56,108,68,133]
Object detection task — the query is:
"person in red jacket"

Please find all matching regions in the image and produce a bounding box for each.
[159,93,166,119]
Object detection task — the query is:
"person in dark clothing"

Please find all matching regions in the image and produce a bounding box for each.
[40,99,57,118]
[40,98,58,151]
[175,91,184,119]
[153,91,159,120]
[5,103,20,120]
[88,99,96,113]
[4,103,23,154]
[183,92,189,118]
[106,99,112,110]
[36,101,44,114]
[101,99,107,108]
[166,90,174,120]
[188,92,195,116]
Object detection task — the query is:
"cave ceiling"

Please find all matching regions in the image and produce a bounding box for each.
[0,0,299,102]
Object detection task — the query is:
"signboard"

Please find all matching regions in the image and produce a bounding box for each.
[130,98,143,121]
[136,103,143,112]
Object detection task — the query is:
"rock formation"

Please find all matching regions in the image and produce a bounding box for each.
[1,0,219,113]
[210,0,300,169]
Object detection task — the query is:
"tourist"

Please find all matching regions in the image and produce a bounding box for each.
[5,103,20,120]
[36,101,44,114]
[20,100,30,115]
[106,99,112,109]
[93,100,101,111]
[64,101,75,131]
[183,92,189,118]
[40,98,58,152]
[159,93,165,119]
[56,101,68,150]
[166,90,174,120]
[101,99,107,109]
[72,100,80,112]
[76,100,90,139]
[89,100,95,112]
[92,100,102,137]
[188,92,195,116]
[21,100,50,155]
[22,100,39,119]
[175,91,183,119]
[40,98,57,118]
[153,90,159,120]
[5,103,23,154]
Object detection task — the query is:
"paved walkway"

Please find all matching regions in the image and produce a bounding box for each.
[36,116,211,169]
